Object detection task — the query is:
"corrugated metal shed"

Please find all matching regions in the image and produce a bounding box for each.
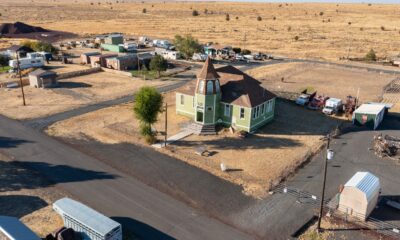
[53,198,120,237]
[0,216,40,240]
[354,104,385,115]
[344,172,380,201]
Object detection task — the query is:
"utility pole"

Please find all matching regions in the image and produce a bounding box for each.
[317,135,331,232]
[243,32,247,51]
[164,101,168,148]
[16,52,26,106]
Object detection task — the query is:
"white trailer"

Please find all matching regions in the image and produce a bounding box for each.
[9,57,45,70]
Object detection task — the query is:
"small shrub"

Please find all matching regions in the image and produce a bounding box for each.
[294,36,299,41]
[232,47,241,54]
[273,16,276,20]
[319,11,324,16]
[327,18,330,22]
[204,8,208,14]
[360,27,364,31]
[144,135,156,144]
[192,10,199,16]
[287,26,291,31]
[348,22,351,25]
[365,49,377,61]
[241,49,251,55]
[142,8,146,13]
[236,16,239,20]
[368,3,372,6]
[257,16,262,21]
[225,13,230,21]
[381,26,385,31]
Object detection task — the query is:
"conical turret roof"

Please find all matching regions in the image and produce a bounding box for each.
[197,57,220,80]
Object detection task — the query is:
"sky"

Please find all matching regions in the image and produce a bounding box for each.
[185,0,399,3]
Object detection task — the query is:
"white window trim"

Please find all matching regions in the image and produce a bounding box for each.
[224,104,231,117]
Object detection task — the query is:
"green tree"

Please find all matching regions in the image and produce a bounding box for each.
[150,55,168,78]
[173,34,201,59]
[21,40,58,54]
[133,87,163,143]
[365,49,377,61]
[0,55,9,69]
[192,10,199,16]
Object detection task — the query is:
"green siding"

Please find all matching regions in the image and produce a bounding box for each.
[354,113,376,128]
[101,44,125,53]
[176,93,195,118]
[249,98,275,132]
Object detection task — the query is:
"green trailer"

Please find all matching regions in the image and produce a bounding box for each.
[101,43,125,53]
[353,103,386,130]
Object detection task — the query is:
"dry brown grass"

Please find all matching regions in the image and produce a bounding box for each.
[47,92,338,198]
[1,1,400,61]
[0,67,167,120]
[0,153,65,237]
[247,62,395,102]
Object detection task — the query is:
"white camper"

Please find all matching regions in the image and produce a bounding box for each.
[9,57,45,70]
[323,98,343,115]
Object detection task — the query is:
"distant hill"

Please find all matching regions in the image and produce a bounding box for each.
[0,22,49,35]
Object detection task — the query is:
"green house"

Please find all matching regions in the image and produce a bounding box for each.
[176,58,276,134]
[353,103,386,130]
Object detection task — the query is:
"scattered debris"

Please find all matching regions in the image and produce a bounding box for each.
[373,133,400,160]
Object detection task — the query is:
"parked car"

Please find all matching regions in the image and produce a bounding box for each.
[308,96,329,110]
[323,98,343,115]
[192,53,208,62]
[235,54,246,61]
[296,91,316,106]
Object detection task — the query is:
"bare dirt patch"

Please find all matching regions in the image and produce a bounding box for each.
[47,92,339,198]
[247,62,395,102]
[0,153,65,238]
[1,1,400,61]
[0,70,167,120]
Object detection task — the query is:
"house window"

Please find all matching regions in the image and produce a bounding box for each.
[240,108,245,119]
[252,108,256,119]
[215,80,221,93]
[206,81,213,94]
[256,106,260,118]
[268,100,273,112]
[180,94,184,105]
[198,80,205,94]
[261,103,265,115]
[224,104,230,117]
[207,106,213,111]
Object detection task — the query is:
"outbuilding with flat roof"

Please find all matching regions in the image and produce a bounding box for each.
[81,52,101,64]
[0,216,40,240]
[28,69,58,88]
[353,103,386,129]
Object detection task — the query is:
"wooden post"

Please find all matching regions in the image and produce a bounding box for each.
[317,136,330,232]
[164,101,168,148]
[16,53,26,106]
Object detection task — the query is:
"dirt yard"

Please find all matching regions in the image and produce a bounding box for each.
[247,62,396,103]
[47,91,338,198]
[0,153,65,237]
[0,70,168,120]
[1,1,400,61]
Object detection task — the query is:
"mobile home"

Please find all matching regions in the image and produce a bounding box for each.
[9,57,44,70]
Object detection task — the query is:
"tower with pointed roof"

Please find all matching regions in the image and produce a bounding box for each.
[194,57,221,126]
[175,58,276,134]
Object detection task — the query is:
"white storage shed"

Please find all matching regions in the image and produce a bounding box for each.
[338,172,380,221]
[53,198,122,240]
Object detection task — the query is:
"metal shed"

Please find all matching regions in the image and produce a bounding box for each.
[53,198,122,240]
[353,103,386,130]
[0,216,40,240]
[28,69,58,88]
[338,172,380,221]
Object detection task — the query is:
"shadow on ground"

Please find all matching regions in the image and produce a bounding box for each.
[112,217,176,240]
[0,195,47,218]
[58,82,92,89]
[0,137,32,149]
[0,160,116,192]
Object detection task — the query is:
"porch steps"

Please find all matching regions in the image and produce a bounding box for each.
[187,123,216,135]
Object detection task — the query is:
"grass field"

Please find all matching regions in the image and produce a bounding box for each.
[0,1,399,61]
